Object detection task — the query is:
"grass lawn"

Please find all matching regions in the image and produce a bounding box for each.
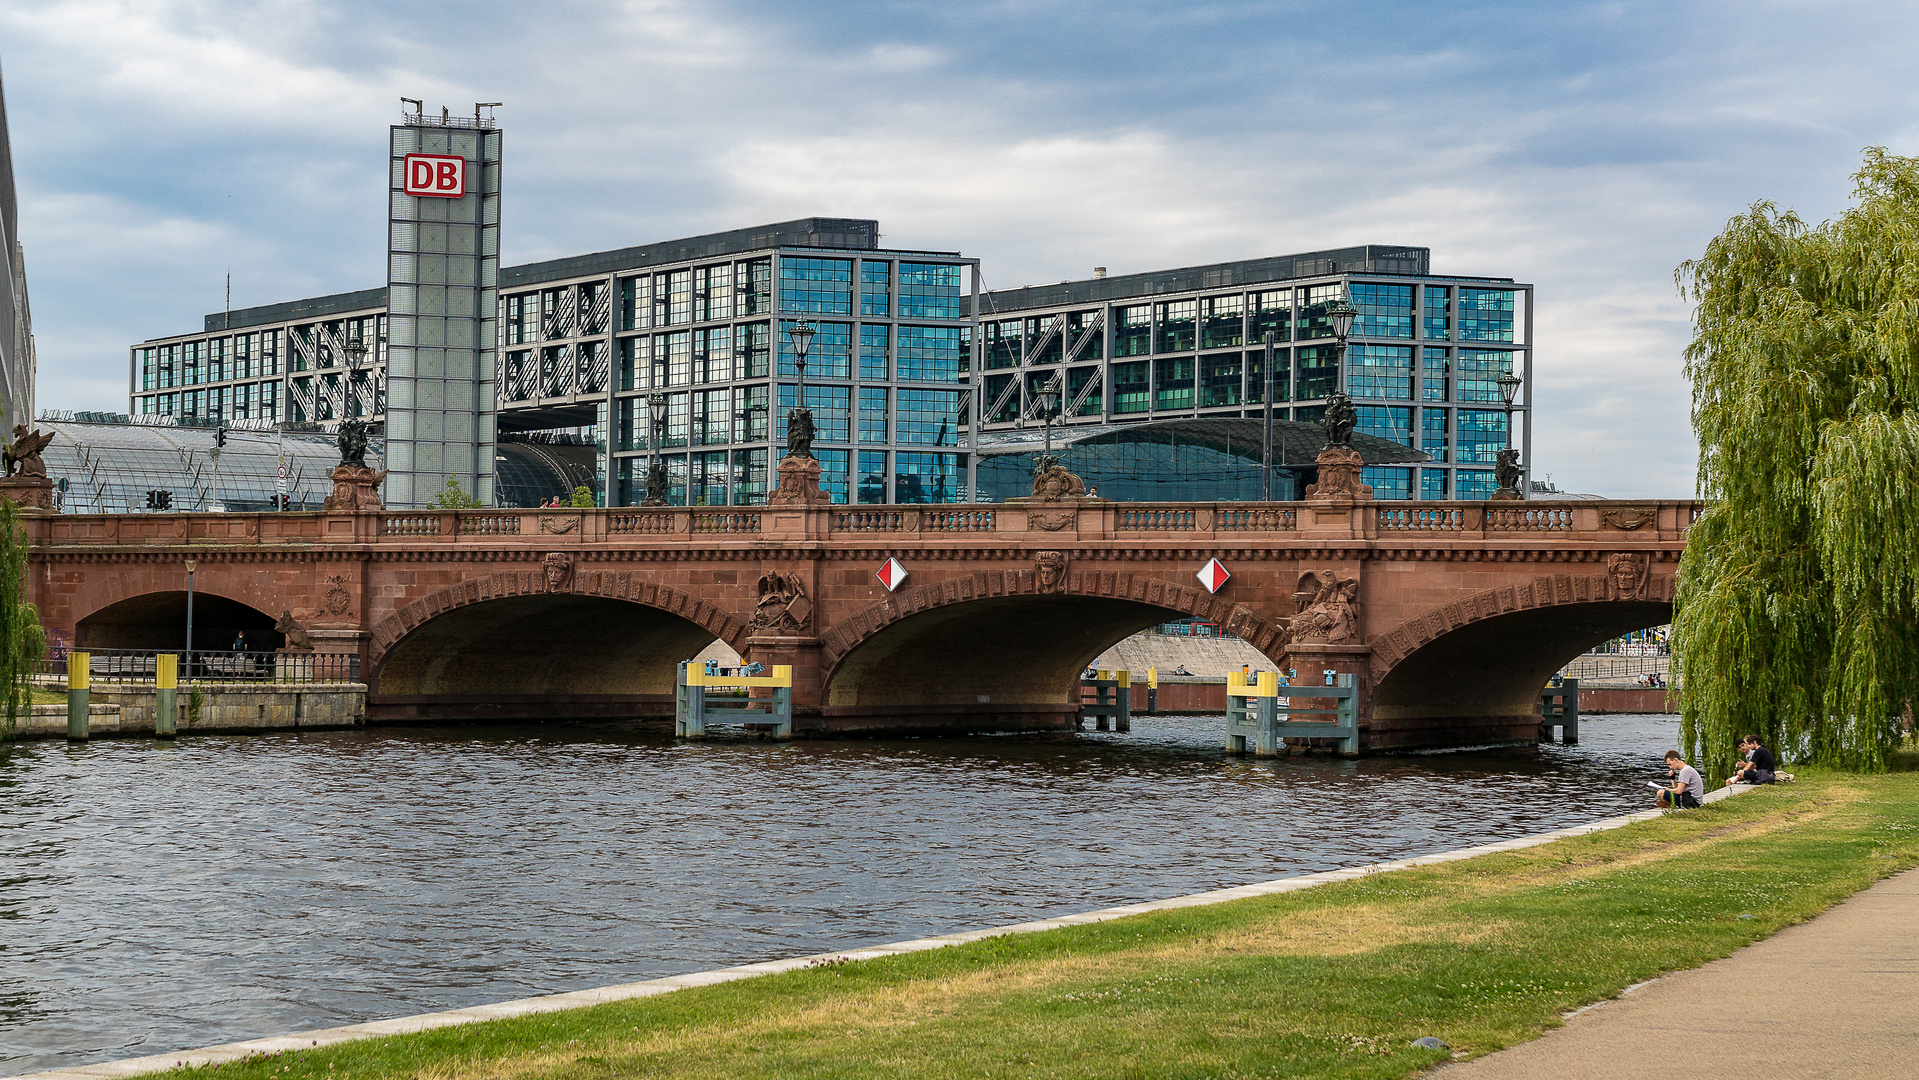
[159,770,1919,1080]
[27,686,64,706]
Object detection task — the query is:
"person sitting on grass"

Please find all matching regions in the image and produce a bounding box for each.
[1656,750,1705,809]
[1728,735,1777,786]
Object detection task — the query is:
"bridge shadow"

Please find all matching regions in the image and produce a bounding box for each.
[1370,599,1673,748]
[77,592,284,652]
[371,595,715,723]
[822,595,1202,734]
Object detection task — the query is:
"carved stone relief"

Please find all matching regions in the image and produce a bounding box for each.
[1035,551,1068,593]
[1288,569,1360,644]
[751,570,813,635]
[542,552,574,591]
[1607,553,1650,600]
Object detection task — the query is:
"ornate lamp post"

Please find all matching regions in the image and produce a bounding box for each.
[1494,370,1525,500]
[785,318,816,459]
[644,392,668,505]
[1326,293,1358,396]
[1035,378,1062,462]
[184,558,196,681]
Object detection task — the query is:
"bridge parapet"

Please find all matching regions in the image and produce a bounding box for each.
[21,500,1705,549]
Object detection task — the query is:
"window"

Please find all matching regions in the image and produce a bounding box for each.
[1067,310,1102,360]
[1421,347,1449,401]
[860,387,889,444]
[696,266,731,322]
[898,262,962,319]
[1421,408,1449,462]
[777,384,853,443]
[1113,305,1151,357]
[897,325,967,381]
[689,450,729,505]
[579,281,610,334]
[858,450,889,504]
[1154,300,1196,353]
[1068,365,1101,416]
[737,259,772,316]
[1298,284,1341,339]
[1296,344,1339,400]
[1200,352,1241,407]
[540,287,572,339]
[1360,467,1412,500]
[1248,347,1289,404]
[1357,405,1415,449]
[1351,283,1414,339]
[1348,344,1414,400]
[1456,410,1508,464]
[1250,289,1290,343]
[619,336,649,390]
[860,324,890,380]
[1025,315,1064,365]
[1111,361,1149,414]
[694,327,731,384]
[1154,356,1194,411]
[1457,349,1515,402]
[861,261,891,316]
[895,452,963,503]
[778,320,851,379]
[985,373,1019,422]
[733,447,769,505]
[897,388,965,445]
[734,383,770,443]
[1458,288,1515,342]
[737,322,771,378]
[1423,286,1450,340]
[507,293,532,343]
[1456,469,1496,499]
[985,320,1021,370]
[1200,295,1243,349]
[619,276,651,331]
[1420,469,1448,499]
[693,388,733,446]
[665,270,694,326]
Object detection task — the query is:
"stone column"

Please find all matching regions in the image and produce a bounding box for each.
[1280,642,1373,753]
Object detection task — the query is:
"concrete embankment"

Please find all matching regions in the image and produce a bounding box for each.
[10,684,367,740]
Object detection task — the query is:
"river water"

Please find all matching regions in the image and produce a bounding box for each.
[1,713,1682,1075]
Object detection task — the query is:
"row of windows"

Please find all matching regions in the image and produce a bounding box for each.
[611,448,969,506]
[1361,467,1501,500]
[779,259,965,319]
[136,381,285,421]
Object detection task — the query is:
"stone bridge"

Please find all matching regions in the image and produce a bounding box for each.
[23,498,1695,750]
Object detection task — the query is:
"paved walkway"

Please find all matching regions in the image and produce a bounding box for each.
[1437,866,1919,1079]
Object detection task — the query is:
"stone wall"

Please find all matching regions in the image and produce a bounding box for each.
[9,684,366,739]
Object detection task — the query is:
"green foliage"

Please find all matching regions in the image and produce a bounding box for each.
[1675,148,1919,776]
[569,484,597,508]
[427,476,485,509]
[0,501,45,740]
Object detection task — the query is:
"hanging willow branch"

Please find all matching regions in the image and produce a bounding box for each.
[0,500,45,739]
[1675,148,1919,776]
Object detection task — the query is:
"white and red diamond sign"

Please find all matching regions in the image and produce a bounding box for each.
[1196,558,1232,594]
[877,558,909,592]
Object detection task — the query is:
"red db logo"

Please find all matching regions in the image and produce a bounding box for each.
[403,153,466,198]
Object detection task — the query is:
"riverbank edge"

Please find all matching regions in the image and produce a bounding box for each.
[13,783,1757,1080]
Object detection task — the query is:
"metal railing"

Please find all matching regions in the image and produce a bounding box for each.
[36,648,361,685]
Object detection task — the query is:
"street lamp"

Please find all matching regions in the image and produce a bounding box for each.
[1496,369,1524,497]
[183,558,197,682]
[644,392,668,505]
[784,318,816,459]
[1326,293,1358,393]
[1318,290,1361,452]
[1035,378,1062,460]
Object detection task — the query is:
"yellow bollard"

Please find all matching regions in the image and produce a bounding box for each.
[155,653,178,739]
[66,651,90,741]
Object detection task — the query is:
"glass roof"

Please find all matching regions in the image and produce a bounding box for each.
[33,419,372,513]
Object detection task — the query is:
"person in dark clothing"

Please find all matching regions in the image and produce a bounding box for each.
[1729,735,1777,785]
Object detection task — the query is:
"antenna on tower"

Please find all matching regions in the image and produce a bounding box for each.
[224,270,231,330]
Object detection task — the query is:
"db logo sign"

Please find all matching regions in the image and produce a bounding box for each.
[403,153,466,198]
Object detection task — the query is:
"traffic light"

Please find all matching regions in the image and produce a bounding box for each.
[145,489,173,511]
[215,426,228,448]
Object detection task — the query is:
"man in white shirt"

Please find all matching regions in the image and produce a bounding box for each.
[1657,750,1705,809]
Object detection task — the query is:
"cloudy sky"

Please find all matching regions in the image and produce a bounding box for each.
[5,0,1916,497]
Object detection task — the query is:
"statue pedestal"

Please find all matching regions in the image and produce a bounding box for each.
[0,475,56,512]
[323,465,385,512]
[1490,487,1524,502]
[1305,446,1372,502]
[769,455,829,505]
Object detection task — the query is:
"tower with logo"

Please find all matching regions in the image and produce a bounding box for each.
[384,102,501,507]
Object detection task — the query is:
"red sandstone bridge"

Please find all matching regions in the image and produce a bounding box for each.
[24,498,1695,750]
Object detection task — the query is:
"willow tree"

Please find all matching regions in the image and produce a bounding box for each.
[1675,148,1919,775]
[0,500,45,739]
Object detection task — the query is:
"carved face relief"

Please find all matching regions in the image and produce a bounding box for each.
[1607,553,1649,600]
[1035,550,1068,592]
[543,552,574,591]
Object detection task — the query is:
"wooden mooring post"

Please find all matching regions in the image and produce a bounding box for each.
[1538,679,1579,745]
[1079,669,1132,731]
[1225,671,1359,757]
[676,662,794,739]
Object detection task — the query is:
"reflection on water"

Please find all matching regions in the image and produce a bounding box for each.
[0,713,1680,1074]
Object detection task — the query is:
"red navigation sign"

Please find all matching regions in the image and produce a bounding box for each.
[1196,558,1231,594]
[876,557,908,592]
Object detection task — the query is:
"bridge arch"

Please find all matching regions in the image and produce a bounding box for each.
[75,588,285,652]
[367,567,748,722]
[816,563,1286,732]
[1365,566,1675,748]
